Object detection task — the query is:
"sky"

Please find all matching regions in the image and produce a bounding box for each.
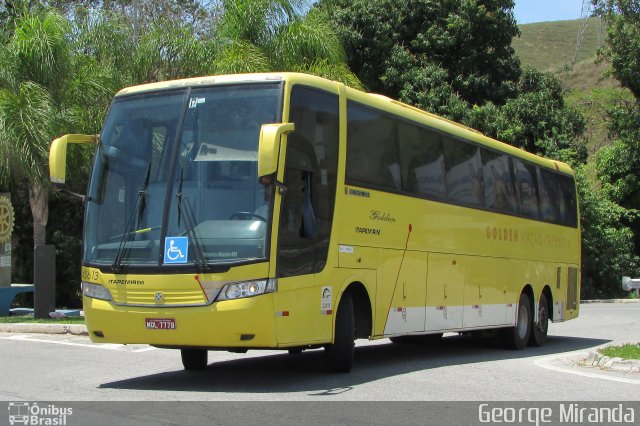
[514,0,587,24]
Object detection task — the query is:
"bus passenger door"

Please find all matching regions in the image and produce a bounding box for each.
[272,85,340,346]
[381,249,427,335]
[425,253,464,332]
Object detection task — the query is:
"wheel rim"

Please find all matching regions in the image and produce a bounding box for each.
[536,303,548,335]
[517,304,529,339]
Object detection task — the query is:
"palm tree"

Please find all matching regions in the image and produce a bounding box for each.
[0,11,71,246]
[74,9,217,86]
[214,0,362,88]
[0,2,360,247]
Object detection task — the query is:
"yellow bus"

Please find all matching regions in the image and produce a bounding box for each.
[50,73,580,372]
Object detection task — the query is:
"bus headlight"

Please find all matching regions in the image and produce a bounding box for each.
[217,279,277,301]
[82,282,113,301]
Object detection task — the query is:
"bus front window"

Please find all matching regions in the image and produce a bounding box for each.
[84,83,282,270]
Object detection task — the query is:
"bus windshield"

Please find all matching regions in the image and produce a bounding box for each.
[84,83,282,270]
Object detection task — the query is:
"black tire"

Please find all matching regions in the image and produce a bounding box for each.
[529,293,549,347]
[181,348,208,370]
[390,333,443,344]
[325,293,355,373]
[499,293,531,350]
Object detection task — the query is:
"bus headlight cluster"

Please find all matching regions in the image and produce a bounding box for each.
[82,282,113,301]
[217,279,277,301]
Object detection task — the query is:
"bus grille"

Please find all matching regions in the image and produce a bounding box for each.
[112,289,207,306]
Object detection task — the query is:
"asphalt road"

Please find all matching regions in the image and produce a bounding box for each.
[0,303,638,403]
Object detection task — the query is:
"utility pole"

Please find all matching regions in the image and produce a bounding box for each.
[133,0,139,43]
[573,0,593,65]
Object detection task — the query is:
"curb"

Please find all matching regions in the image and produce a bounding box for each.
[0,323,88,336]
[577,350,640,374]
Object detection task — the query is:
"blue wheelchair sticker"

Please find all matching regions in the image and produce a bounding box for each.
[164,237,188,264]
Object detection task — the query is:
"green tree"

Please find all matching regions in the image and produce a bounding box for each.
[592,0,640,209]
[594,0,640,97]
[576,166,639,298]
[1,2,361,307]
[322,0,586,162]
[0,11,114,308]
[466,68,587,163]
[0,11,72,246]
[323,0,640,299]
[592,0,640,275]
[321,0,520,105]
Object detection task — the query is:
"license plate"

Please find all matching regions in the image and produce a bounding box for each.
[145,318,176,330]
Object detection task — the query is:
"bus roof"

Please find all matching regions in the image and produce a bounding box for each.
[115,72,574,177]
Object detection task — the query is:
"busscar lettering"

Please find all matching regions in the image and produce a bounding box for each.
[355,226,381,235]
[345,187,371,198]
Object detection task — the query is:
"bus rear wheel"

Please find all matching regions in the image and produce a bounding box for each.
[181,348,208,370]
[500,293,531,350]
[529,293,549,347]
[325,293,355,373]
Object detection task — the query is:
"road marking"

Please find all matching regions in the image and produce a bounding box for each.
[0,334,155,352]
[535,352,640,385]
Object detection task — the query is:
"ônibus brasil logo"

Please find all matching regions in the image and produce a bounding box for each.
[8,402,72,425]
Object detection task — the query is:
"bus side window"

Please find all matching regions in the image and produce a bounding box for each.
[398,121,446,199]
[346,103,400,190]
[513,159,540,219]
[482,149,517,214]
[537,168,560,223]
[556,174,578,227]
[444,139,484,207]
[281,138,318,240]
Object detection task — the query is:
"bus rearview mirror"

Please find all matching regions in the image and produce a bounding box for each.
[49,134,97,188]
[258,123,295,178]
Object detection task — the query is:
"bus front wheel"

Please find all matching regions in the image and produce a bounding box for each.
[325,293,355,373]
[500,293,531,350]
[181,348,208,370]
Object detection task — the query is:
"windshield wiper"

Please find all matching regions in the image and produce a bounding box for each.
[112,161,152,272]
[175,167,209,273]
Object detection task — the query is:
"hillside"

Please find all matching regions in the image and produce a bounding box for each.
[512,17,631,155]
[512,17,603,71]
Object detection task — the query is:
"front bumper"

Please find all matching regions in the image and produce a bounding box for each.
[83,293,277,348]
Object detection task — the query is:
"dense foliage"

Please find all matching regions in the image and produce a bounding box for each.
[323,0,637,298]
[1,0,639,306]
[589,0,640,295]
[321,0,521,107]
[0,0,358,307]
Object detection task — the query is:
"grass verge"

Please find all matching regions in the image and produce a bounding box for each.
[0,314,85,324]
[599,343,640,360]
